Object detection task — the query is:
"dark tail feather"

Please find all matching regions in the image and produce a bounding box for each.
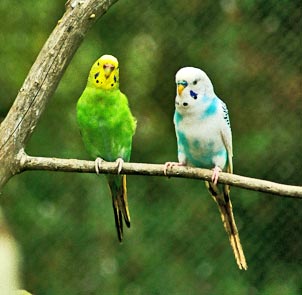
[206,181,248,270]
[108,175,131,242]
[112,197,123,242]
[117,175,131,227]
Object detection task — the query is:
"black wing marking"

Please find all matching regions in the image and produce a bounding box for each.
[221,101,231,127]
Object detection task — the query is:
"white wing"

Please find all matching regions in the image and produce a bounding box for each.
[220,100,233,173]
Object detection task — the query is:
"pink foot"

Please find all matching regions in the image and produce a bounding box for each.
[164,162,185,175]
[211,166,222,185]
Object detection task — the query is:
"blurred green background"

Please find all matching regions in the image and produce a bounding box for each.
[1,0,301,294]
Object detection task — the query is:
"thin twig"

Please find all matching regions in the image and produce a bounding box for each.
[18,151,302,199]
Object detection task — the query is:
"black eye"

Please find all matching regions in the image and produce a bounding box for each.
[193,80,198,85]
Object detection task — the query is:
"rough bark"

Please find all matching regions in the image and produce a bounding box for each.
[0,0,118,188]
[17,151,302,199]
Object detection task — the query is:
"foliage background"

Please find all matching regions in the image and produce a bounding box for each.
[1,0,301,294]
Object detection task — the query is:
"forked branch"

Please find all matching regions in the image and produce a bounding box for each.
[0,0,118,188]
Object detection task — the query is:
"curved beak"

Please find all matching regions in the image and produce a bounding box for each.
[177,84,186,96]
[103,63,115,78]
[177,81,188,95]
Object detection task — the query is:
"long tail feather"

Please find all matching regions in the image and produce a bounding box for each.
[117,175,131,227]
[108,175,131,242]
[112,198,123,242]
[206,181,248,270]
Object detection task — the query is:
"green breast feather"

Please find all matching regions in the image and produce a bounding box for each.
[77,86,136,161]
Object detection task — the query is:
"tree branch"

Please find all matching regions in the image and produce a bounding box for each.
[18,151,302,199]
[0,0,118,188]
[0,0,300,202]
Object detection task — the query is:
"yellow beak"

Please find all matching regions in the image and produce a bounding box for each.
[104,64,115,78]
[178,84,185,96]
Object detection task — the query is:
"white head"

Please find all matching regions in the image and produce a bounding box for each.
[175,67,216,114]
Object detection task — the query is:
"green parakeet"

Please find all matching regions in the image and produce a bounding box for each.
[77,55,136,242]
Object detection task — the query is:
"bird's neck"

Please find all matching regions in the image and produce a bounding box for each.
[175,95,218,119]
[87,74,119,91]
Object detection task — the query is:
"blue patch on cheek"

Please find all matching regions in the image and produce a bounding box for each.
[190,90,198,99]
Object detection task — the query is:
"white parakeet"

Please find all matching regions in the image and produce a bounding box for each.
[165,67,247,270]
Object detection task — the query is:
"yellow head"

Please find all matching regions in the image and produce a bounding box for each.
[87,54,119,90]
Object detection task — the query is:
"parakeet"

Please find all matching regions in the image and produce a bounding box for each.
[165,67,247,270]
[77,54,136,242]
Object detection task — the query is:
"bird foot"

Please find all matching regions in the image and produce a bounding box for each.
[164,162,185,176]
[95,157,105,175]
[116,158,124,174]
[211,166,222,185]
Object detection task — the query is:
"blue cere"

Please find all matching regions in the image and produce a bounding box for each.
[177,80,188,87]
